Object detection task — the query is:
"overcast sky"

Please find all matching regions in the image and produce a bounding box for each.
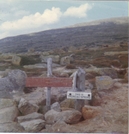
[0,0,128,39]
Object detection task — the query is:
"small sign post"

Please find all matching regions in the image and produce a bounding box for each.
[72,68,86,111]
[67,91,92,100]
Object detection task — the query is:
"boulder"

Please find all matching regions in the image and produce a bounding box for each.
[17,112,44,123]
[95,76,114,90]
[0,53,15,59]
[98,68,118,79]
[0,98,15,109]
[20,119,45,132]
[60,99,75,109]
[40,55,60,63]
[45,109,82,124]
[12,55,21,66]
[23,90,46,106]
[51,120,80,133]
[18,98,39,115]
[82,105,101,120]
[0,69,27,99]
[60,109,82,124]
[0,99,19,123]
[85,67,118,79]
[51,102,61,112]
[113,82,122,88]
[60,56,71,65]
[0,122,25,132]
[44,109,59,124]
[60,98,89,110]
[89,90,104,106]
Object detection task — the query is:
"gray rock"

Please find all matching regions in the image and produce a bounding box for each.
[60,98,89,110]
[40,55,60,63]
[60,56,71,65]
[45,109,82,124]
[60,109,82,124]
[51,120,80,133]
[17,112,44,123]
[0,98,15,109]
[12,55,21,66]
[98,68,118,79]
[85,67,118,79]
[41,120,80,133]
[60,99,75,109]
[23,90,45,106]
[51,102,61,112]
[0,122,25,132]
[0,53,15,59]
[45,124,52,129]
[18,98,39,115]
[45,109,60,124]
[20,119,45,132]
[0,69,27,98]
[53,67,77,77]
[0,98,19,123]
[95,76,114,90]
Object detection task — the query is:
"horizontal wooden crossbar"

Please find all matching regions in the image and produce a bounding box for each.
[26,77,73,87]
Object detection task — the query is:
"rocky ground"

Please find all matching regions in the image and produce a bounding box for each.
[0,42,128,133]
[0,77,128,133]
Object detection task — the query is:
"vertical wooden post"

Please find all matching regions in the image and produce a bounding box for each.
[73,68,85,111]
[46,58,52,111]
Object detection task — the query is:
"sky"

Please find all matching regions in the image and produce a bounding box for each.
[0,0,128,39]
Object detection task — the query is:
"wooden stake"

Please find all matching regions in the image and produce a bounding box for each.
[46,58,52,111]
[73,68,85,111]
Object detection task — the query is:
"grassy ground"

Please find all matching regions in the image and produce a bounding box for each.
[0,42,128,78]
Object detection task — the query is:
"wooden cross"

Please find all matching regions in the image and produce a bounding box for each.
[25,58,86,112]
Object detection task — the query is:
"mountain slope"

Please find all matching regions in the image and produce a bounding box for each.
[0,17,128,53]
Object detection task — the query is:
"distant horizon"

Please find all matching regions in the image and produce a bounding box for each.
[0,0,128,39]
[1,16,128,39]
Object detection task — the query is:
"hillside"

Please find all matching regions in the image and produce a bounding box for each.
[0,17,128,53]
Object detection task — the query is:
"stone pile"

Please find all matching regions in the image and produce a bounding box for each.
[0,68,127,132]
